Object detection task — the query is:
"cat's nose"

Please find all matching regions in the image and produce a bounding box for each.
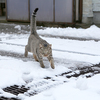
[44,54,48,57]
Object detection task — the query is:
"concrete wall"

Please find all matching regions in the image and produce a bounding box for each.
[82,0,93,24]
[92,0,100,24]
[92,0,100,11]
[82,0,100,24]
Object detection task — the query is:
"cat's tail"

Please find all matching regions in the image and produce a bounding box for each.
[31,8,40,38]
[32,8,39,16]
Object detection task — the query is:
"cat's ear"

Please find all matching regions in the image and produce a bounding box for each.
[39,44,42,48]
[49,44,52,47]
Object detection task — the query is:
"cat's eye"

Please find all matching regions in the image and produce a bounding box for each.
[44,44,47,47]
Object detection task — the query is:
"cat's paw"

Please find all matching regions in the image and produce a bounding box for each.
[41,65,45,68]
[51,65,55,69]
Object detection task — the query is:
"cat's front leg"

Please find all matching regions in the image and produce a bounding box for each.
[39,59,45,68]
[47,56,55,69]
[37,53,45,68]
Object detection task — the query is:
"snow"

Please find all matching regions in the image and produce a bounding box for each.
[37,25,100,40]
[0,24,100,100]
[14,25,21,30]
[24,76,100,100]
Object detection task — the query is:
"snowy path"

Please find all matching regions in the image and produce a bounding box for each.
[0,24,100,100]
[1,41,100,57]
[0,47,100,100]
[0,35,100,99]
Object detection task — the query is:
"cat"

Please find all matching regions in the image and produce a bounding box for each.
[24,8,55,69]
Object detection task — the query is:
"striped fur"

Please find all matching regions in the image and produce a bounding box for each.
[24,8,55,69]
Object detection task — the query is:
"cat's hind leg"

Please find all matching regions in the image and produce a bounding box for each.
[24,45,28,57]
[33,54,39,62]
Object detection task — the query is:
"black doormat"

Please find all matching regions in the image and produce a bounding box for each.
[1,85,29,100]
[3,85,29,96]
[0,96,20,100]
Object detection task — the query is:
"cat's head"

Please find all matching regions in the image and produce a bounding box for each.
[39,43,52,57]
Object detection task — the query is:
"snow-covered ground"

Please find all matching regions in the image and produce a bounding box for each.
[0,24,100,100]
[38,25,100,40]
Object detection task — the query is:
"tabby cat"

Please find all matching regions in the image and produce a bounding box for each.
[24,8,55,69]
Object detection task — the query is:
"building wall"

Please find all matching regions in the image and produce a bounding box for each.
[55,0,73,23]
[76,0,79,21]
[6,0,74,23]
[92,0,100,11]
[92,0,100,24]
[30,0,53,22]
[82,0,100,24]
[82,0,93,24]
[6,0,29,21]
[0,0,5,3]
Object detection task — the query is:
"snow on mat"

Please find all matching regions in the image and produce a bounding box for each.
[1,64,100,99]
